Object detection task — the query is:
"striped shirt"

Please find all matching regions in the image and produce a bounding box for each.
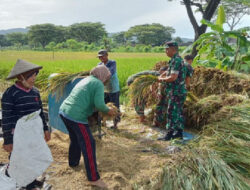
[1,84,48,145]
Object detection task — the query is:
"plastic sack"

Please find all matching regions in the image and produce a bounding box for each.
[8,110,53,187]
[0,166,16,190]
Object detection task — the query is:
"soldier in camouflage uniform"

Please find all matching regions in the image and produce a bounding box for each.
[157,41,187,141]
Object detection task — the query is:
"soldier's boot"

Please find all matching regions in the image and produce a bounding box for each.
[172,129,183,139]
[157,129,174,141]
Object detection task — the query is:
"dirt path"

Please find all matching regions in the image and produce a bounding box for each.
[0,109,172,190]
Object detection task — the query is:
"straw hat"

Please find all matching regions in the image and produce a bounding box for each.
[6,59,42,80]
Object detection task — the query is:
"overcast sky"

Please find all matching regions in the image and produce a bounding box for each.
[0,0,249,38]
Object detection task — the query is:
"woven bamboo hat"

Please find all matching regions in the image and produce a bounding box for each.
[6,59,42,80]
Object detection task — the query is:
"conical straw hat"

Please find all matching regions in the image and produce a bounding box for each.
[6,59,42,80]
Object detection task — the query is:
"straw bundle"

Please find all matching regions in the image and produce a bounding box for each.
[198,100,250,177]
[128,75,159,107]
[190,66,250,98]
[160,149,249,190]
[152,61,168,71]
[100,102,120,126]
[184,94,246,130]
[47,71,90,100]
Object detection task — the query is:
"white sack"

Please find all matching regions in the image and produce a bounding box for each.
[8,110,53,187]
[0,166,16,190]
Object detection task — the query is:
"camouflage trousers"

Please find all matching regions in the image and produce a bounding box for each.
[166,94,186,130]
[153,95,168,128]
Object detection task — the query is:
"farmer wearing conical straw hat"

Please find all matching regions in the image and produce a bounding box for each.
[1,59,51,189]
[157,41,187,141]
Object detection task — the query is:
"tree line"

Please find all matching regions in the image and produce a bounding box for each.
[0,22,179,52]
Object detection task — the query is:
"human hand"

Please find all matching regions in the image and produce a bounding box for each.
[107,108,116,116]
[3,144,13,153]
[44,131,51,142]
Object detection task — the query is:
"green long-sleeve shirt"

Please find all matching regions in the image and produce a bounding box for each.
[59,75,109,123]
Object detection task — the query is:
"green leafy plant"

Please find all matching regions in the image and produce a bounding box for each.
[193,6,250,72]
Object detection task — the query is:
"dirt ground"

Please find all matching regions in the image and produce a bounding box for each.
[0,108,172,190]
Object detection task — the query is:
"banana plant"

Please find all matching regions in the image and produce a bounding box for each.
[192,6,250,72]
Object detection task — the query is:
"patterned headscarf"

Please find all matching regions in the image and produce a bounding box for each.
[90,65,111,83]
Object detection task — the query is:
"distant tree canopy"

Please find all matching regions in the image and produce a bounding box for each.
[112,32,127,45]
[0,35,10,47]
[125,23,175,46]
[69,22,107,44]
[6,32,28,46]
[28,24,65,48]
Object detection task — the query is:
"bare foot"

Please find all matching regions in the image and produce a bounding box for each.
[89,179,108,189]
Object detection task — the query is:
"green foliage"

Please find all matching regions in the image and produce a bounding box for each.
[193,6,250,72]
[125,23,175,46]
[0,51,166,98]
[6,32,28,46]
[28,24,65,48]
[69,22,107,44]
[215,6,225,29]
[65,39,82,50]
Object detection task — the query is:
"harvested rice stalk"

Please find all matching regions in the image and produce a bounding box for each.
[184,94,246,130]
[160,149,249,190]
[129,75,159,107]
[190,66,250,98]
[47,71,90,100]
[198,100,250,177]
[152,61,168,71]
[100,102,120,127]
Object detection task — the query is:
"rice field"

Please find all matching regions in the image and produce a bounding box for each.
[0,50,167,89]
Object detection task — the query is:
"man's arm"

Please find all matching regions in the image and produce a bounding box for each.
[107,61,116,76]
[158,73,178,83]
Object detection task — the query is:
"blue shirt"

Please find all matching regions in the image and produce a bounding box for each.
[98,60,120,93]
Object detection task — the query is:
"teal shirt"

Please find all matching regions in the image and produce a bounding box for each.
[59,76,109,123]
[166,53,187,96]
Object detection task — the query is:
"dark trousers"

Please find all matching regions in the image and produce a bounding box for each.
[104,91,120,108]
[60,115,100,181]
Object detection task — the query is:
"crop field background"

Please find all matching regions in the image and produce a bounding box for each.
[0,50,167,91]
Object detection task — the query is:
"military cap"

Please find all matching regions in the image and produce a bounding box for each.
[165,41,178,48]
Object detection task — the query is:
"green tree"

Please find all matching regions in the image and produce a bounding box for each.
[169,0,221,56]
[65,39,82,50]
[6,32,28,46]
[174,37,183,44]
[0,35,10,47]
[69,22,107,44]
[125,23,175,46]
[112,32,127,45]
[28,24,66,49]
